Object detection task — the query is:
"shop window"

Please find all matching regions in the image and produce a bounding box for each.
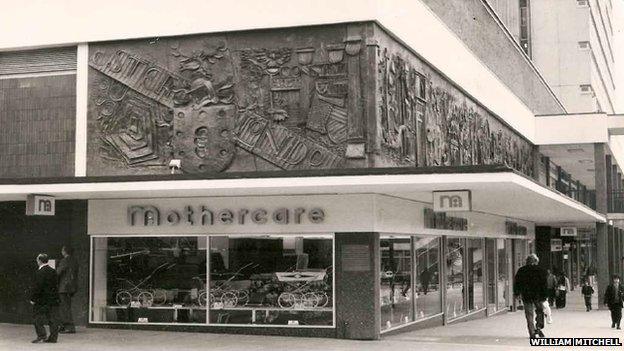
[380,235,441,331]
[208,235,334,326]
[414,236,442,319]
[445,237,466,319]
[497,239,510,310]
[466,238,485,311]
[486,238,497,313]
[91,236,208,324]
[380,236,413,330]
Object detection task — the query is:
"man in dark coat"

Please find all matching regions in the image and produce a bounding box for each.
[57,246,79,333]
[604,274,624,329]
[514,254,548,338]
[30,253,60,343]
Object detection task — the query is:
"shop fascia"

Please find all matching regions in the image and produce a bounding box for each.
[128,204,325,227]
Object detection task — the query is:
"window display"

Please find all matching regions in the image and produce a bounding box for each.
[445,237,465,319]
[413,237,441,319]
[380,236,413,330]
[208,235,334,326]
[91,234,334,327]
[497,239,509,310]
[380,235,441,331]
[486,238,497,313]
[466,238,484,311]
[91,236,208,324]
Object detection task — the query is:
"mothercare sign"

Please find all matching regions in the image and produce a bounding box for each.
[128,205,325,226]
[88,195,374,235]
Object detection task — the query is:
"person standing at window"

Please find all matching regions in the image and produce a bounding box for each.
[604,274,624,329]
[30,253,60,343]
[57,246,79,334]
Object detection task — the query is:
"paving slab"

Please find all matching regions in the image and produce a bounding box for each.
[1,290,622,351]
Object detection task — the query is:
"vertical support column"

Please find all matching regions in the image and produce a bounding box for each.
[608,226,615,277]
[606,155,613,212]
[535,226,552,270]
[621,228,624,276]
[344,24,366,161]
[335,232,380,340]
[532,146,541,182]
[616,228,620,276]
[75,43,89,177]
[613,165,619,211]
[544,157,551,187]
[618,172,623,212]
[595,143,609,308]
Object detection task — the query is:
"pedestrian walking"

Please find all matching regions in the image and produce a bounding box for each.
[546,269,557,307]
[581,280,594,312]
[555,273,570,308]
[542,299,553,324]
[29,253,60,343]
[604,274,624,329]
[514,254,548,338]
[57,245,79,334]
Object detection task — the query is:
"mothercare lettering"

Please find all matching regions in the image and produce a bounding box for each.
[128,205,325,226]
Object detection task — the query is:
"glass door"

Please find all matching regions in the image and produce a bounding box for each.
[486,238,497,314]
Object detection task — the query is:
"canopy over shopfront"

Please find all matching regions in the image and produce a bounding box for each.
[0,166,604,225]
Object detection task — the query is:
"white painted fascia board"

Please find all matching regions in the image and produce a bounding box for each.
[608,136,624,172]
[608,114,624,135]
[0,0,378,50]
[511,174,605,223]
[534,113,609,144]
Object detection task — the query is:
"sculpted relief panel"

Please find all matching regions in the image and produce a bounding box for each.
[376,44,534,176]
[88,24,534,177]
[87,27,365,175]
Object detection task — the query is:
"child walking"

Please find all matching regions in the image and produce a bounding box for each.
[581,280,594,311]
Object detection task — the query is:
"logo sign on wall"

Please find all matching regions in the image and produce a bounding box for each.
[551,238,563,252]
[26,194,55,216]
[433,190,471,212]
[560,227,578,237]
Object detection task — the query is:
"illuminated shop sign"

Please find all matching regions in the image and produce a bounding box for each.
[128,205,325,226]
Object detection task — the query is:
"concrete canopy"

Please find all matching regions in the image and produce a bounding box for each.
[0,167,604,225]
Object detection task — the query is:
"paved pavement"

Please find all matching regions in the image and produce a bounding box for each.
[1,290,622,351]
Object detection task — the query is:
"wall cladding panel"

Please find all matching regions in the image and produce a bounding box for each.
[0,74,76,178]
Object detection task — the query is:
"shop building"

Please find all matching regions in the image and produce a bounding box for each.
[0,0,620,340]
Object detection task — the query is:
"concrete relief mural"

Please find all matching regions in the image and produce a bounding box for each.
[424,82,534,176]
[376,42,534,176]
[87,24,534,177]
[87,27,366,175]
[378,48,426,166]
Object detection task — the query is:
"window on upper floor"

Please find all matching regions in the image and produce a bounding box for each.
[580,84,594,95]
[519,0,531,57]
[577,0,589,7]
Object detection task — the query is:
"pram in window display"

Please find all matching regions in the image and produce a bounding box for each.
[107,237,207,309]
